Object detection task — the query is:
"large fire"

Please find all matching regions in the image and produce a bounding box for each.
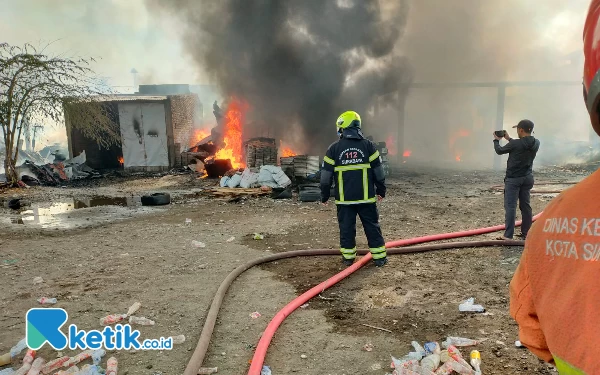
[280,141,297,157]
[190,128,211,147]
[214,99,248,169]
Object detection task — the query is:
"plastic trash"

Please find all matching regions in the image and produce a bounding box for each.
[424,342,441,355]
[0,368,15,375]
[185,218,192,226]
[91,350,105,366]
[10,338,27,357]
[250,312,262,319]
[459,298,485,313]
[470,350,481,375]
[433,361,454,375]
[198,368,218,375]
[260,366,271,375]
[32,277,43,285]
[192,240,206,248]
[126,302,141,316]
[172,335,186,344]
[253,233,264,240]
[226,236,235,242]
[0,353,11,367]
[439,350,450,363]
[421,353,441,373]
[220,176,230,187]
[27,357,45,375]
[55,366,79,375]
[447,359,476,375]
[446,346,472,369]
[129,316,155,326]
[105,357,118,375]
[41,356,70,374]
[442,337,479,348]
[393,367,425,375]
[65,350,94,367]
[99,314,127,326]
[14,350,35,375]
[515,340,524,348]
[77,364,103,375]
[391,357,419,370]
[411,341,427,357]
[37,297,57,305]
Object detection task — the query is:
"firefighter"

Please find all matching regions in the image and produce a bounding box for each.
[320,110,387,267]
[509,1,600,373]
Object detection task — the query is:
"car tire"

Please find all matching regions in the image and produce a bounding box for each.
[141,192,171,206]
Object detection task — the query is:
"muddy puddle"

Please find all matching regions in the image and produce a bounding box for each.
[3,196,143,228]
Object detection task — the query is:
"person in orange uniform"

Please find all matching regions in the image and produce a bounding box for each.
[509,1,600,373]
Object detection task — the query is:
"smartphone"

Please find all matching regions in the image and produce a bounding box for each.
[494,130,505,137]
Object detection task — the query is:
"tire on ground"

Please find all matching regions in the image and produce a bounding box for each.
[140,192,171,206]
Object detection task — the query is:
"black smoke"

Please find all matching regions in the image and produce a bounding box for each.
[146,0,412,153]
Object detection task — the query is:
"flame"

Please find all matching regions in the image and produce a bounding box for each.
[214,99,247,169]
[118,156,124,165]
[386,135,398,156]
[190,128,211,147]
[449,129,471,162]
[280,141,297,157]
[403,150,412,157]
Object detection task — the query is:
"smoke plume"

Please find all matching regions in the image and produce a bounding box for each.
[146,0,412,153]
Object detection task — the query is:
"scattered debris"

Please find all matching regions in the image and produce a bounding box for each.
[253,233,264,240]
[198,368,219,374]
[391,339,483,375]
[300,303,309,309]
[192,241,207,248]
[186,218,193,225]
[260,365,271,375]
[2,259,18,266]
[129,316,155,326]
[126,302,141,316]
[172,335,186,345]
[226,236,235,242]
[515,340,524,348]
[361,323,393,333]
[458,297,485,313]
[442,337,480,348]
[106,357,118,375]
[37,297,57,305]
[99,314,127,326]
[363,343,374,352]
[250,312,262,319]
[370,363,382,371]
[33,277,44,285]
[300,354,307,359]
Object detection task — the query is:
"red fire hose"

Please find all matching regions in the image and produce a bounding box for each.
[246,213,542,374]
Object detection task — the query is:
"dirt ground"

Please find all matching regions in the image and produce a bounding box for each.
[0,165,592,375]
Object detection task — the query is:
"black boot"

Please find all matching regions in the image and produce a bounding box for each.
[342,257,355,267]
[373,257,388,267]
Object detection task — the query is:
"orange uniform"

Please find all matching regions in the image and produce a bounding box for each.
[510,170,600,374]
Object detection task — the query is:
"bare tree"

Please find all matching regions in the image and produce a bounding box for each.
[0,42,120,184]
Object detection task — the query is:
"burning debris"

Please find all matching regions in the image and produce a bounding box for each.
[245,138,278,168]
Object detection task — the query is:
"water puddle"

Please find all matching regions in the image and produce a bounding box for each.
[5,196,141,228]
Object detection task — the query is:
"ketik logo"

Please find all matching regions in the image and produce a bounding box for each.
[26,308,69,350]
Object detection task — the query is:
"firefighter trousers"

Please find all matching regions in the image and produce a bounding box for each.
[336,203,386,260]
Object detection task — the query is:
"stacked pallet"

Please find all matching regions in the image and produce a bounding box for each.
[279,155,320,178]
[245,137,278,167]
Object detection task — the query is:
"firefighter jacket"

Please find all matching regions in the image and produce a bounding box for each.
[320,127,386,204]
[510,169,600,374]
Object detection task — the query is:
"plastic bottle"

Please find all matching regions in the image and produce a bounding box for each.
[55,366,79,375]
[14,350,35,375]
[448,359,476,375]
[41,356,70,374]
[128,316,155,326]
[433,361,454,375]
[0,368,15,375]
[411,341,427,357]
[421,353,441,373]
[126,302,141,316]
[442,337,479,348]
[424,342,441,355]
[470,350,481,375]
[106,357,118,375]
[65,350,93,367]
[10,338,27,358]
[391,357,420,370]
[393,368,422,375]
[439,350,450,363]
[26,357,45,375]
[37,297,57,305]
[446,346,472,369]
[99,314,127,326]
[458,298,485,313]
[172,335,186,345]
[91,350,105,366]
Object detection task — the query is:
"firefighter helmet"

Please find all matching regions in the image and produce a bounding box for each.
[336,111,361,130]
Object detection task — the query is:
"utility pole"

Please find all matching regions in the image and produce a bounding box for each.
[32,125,43,152]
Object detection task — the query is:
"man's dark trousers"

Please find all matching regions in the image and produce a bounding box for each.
[504,174,534,238]
[337,203,385,259]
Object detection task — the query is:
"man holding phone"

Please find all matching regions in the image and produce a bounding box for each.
[493,120,540,240]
